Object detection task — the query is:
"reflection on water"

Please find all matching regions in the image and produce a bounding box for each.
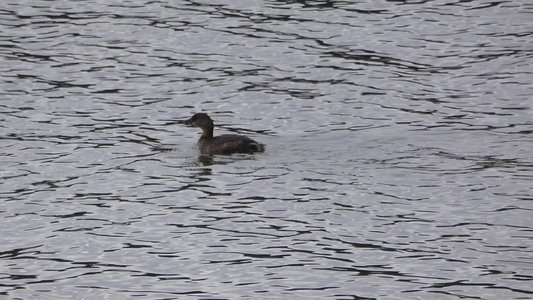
[1,0,532,299]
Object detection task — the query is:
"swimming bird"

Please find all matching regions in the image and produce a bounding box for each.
[182,113,265,155]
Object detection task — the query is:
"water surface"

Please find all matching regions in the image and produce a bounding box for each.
[1,0,532,299]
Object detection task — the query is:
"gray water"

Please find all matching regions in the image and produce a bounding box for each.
[1,0,533,299]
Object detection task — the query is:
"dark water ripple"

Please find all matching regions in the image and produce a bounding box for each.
[1,0,533,299]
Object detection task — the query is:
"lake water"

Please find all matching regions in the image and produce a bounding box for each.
[1,0,532,299]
